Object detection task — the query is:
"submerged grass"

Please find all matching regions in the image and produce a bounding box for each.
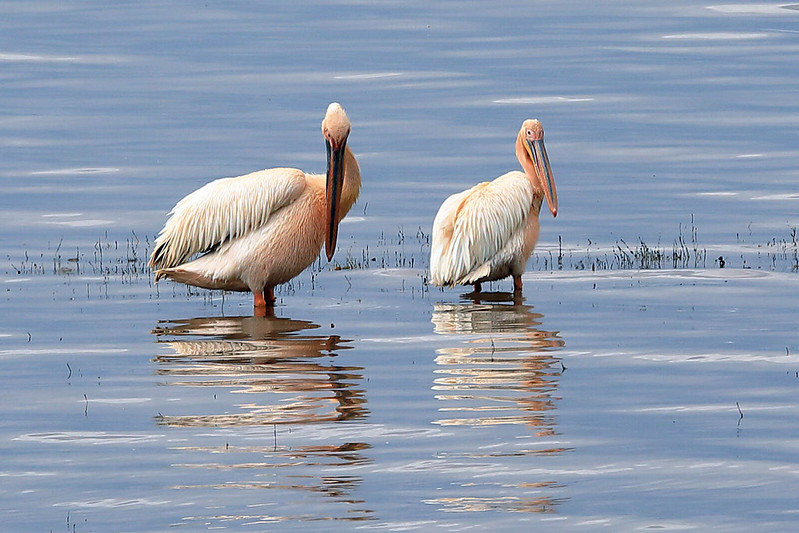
[8,231,150,281]
[537,220,798,274]
[5,220,798,302]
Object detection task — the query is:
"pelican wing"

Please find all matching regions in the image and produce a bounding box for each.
[150,168,307,269]
[431,172,533,285]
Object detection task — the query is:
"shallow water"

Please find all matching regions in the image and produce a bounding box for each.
[2,1,799,531]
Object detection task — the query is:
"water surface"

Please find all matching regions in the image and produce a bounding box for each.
[2,1,799,531]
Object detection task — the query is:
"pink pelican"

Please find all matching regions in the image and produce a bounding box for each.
[149,102,360,311]
[430,119,558,294]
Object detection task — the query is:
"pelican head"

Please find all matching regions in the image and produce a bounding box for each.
[517,119,558,217]
[322,102,351,261]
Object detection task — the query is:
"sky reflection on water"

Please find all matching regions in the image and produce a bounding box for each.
[1,0,799,531]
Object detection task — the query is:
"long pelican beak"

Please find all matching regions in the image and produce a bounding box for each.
[527,138,558,217]
[324,137,346,261]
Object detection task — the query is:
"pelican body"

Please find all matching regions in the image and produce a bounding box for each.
[430,119,558,293]
[149,103,360,309]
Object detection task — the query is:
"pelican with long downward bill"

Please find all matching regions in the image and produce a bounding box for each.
[324,135,347,261]
[526,136,558,217]
[429,117,559,296]
[148,102,361,312]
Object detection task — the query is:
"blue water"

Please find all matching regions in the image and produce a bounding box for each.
[2,1,799,531]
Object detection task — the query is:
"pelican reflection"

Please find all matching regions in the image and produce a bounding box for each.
[430,294,568,514]
[151,313,372,525]
[152,314,367,426]
[431,294,565,435]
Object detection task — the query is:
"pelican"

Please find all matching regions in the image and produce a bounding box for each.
[149,102,360,310]
[430,119,557,294]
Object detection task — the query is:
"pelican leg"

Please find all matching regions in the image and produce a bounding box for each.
[513,275,523,293]
[473,282,482,293]
[253,288,276,317]
[253,287,276,308]
[253,291,266,309]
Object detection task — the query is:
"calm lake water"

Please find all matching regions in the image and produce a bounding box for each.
[2,1,799,531]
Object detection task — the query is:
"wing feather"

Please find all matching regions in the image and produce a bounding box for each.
[431,172,533,285]
[150,168,307,269]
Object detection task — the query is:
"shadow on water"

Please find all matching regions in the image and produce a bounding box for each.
[428,293,569,514]
[150,313,373,524]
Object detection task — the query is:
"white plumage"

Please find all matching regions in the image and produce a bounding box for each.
[151,169,306,270]
[431,172,536,286]
[430,119,558,294]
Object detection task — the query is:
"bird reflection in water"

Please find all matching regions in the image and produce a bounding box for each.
[152,314,367,426]
[432,293,564,433]
[151,313,372,525]
[430,292,568,514]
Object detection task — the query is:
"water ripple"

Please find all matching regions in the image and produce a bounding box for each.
[14,432,163,445]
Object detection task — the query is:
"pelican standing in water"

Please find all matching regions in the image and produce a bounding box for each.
[149,102,360,310]
[430,119,558,294]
